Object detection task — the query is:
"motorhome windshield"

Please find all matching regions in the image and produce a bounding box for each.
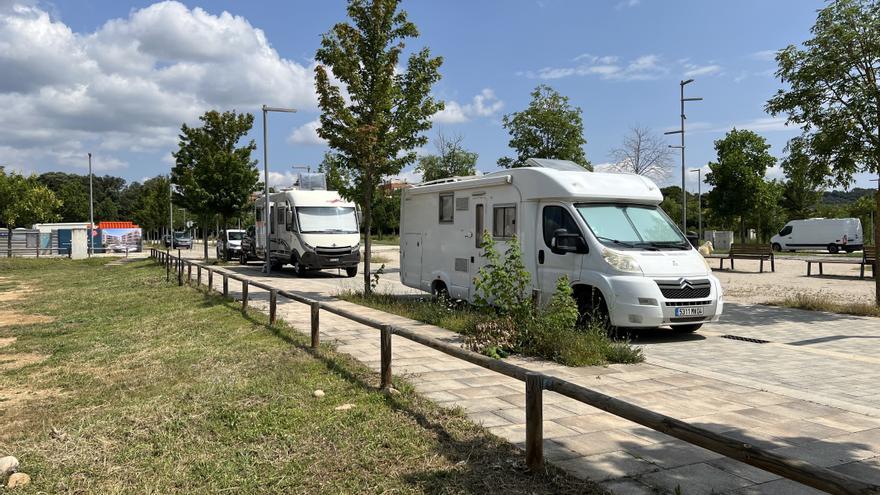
[296,206,358,234]
[576,204,688,249]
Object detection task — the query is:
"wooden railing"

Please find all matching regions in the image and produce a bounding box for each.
[149,248,880,495]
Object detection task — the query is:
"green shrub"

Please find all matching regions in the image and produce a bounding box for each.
[473,232,532,320]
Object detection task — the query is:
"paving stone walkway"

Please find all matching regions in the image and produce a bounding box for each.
[161,256,880,494]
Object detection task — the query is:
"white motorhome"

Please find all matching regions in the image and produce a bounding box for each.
[399,159,723,332]
[771,218,863,253]
[254,174,360,276]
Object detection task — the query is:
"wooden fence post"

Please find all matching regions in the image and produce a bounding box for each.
[310,301,320,348]
[222,274,228,296]
[207,268,213,292]
[380,325,392,390]
[177,259,183,286]
[269,289,277,324]
[197,265,202,286]
[241,280,249,312]
[166,252,170,282]
[187,264,192,285]
[525,373,544,471]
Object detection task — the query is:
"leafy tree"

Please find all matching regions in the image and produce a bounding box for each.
[315,0,443,293]
[372,188,401,238]
[0,168,61,256]
[498,85,590,169]
[766,0,880,302]
[781,137,829,220]
[749,180,787,242]
[705,129,776,241]
[850,194,876,245]
[316,152,353,197]
[610,125,673,179]
[56,180,90,223]
[172,110,259,259]
[415,131,477,182]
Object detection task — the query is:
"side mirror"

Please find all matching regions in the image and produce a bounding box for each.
[551,228,588,255]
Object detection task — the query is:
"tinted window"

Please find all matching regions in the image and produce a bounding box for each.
[439,193,454,223]
[779,225,793,236]
[492,206,516,238]
[542,206,580,248]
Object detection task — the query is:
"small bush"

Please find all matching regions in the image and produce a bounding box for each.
[464,316,516,359]
[473,232,532,320]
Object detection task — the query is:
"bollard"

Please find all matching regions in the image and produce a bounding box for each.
[241,280,249,311]
[222,274,228,296]
[525,373,544,471]
[310,301,320,348]
[269,289,277,324]
[380,325,392,390]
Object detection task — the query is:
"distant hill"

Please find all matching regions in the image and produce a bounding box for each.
[822,188,874,205]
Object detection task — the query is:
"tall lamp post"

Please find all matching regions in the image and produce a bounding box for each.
[690,168,703,242]
[665,79,702,233]
[88,153,95,257]
[261,105,297,275]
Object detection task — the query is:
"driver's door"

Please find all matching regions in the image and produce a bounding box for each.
[536,203,585,305]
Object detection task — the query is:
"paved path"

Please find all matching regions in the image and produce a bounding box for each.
[165,251,880,494]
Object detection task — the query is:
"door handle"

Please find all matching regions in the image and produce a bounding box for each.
[538,250,545,264]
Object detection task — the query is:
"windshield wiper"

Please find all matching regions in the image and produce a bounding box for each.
[647,241,690,250]
[595,236,637,248]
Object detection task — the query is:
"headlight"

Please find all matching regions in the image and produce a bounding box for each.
[602,249,643,274]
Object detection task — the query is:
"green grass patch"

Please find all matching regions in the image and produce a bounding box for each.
[768,293,880,317]
[0,258,598,494]
[338,291,643,367]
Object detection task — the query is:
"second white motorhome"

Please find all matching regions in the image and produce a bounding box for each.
[254,174,360,276]
[399,159,723,332]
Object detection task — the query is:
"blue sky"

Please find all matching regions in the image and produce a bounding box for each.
[5,0,873,190]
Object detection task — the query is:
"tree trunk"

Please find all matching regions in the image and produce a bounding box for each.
[363,185,373,295]
[203,215,209,260]
[6,227,11,258]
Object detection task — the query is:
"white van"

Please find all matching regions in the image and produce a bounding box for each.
[399,159,723,332]
[254,173,360,276]
[770,218,863,253]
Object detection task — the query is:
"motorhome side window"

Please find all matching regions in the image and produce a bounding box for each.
[439,193,454,223]
[492,205,516,239]
[779,225,793,236]
[542,206,580,247]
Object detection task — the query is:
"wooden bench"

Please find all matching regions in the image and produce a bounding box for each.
[707,244,775,273]
[805,246,876,279]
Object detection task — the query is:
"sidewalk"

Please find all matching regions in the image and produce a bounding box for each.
[180,260,880,494]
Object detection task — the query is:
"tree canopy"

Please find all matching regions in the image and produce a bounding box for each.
[780,137,830,219]
[416,131,478,182]
[0,168,61,255]
[314,0,443,293]
[498,85,590,169]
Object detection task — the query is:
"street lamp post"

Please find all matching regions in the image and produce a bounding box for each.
[88,153,95,257]
[690,168,703,242]
[665,79,702,233]
[261,105,297,275]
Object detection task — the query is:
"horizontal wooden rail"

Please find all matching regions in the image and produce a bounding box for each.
[147,248,880,495]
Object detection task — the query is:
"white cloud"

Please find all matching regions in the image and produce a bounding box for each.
[615,0,640,9]
[682,62,722,78]
[0,1,316,173]
[433,88,503,124]
[268,171,299,189]
[288,119,326,146]
[751,49,777,62]
[523,54,667,81]
[714,117,796,134]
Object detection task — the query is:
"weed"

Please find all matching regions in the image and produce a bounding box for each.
[768,293,880,317]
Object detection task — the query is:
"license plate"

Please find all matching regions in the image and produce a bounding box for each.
[329,258,339,262]
[675,307,704,317]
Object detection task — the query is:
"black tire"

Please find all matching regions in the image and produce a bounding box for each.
[270,259,284,271]
[294,260,308,277]
[345,266,358,278]
[432,281,449,299]
[673,323,702,333]
[827,243,840,254]
[575,287,614,333]
[772,243,782,252]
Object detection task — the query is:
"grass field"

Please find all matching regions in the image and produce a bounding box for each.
[0,258,598,494]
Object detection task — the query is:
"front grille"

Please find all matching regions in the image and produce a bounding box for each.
[316,246,354,256]
[665,300,712,307]
[656,279,711,299]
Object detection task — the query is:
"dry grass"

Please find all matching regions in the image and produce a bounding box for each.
[768,293,880,317]
[0,258,601,494]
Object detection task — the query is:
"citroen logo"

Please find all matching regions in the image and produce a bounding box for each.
[678,278,693,290]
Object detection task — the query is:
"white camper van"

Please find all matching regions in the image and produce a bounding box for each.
[254,173,360,276]
[770,218,863,253]
[399,159,723,332]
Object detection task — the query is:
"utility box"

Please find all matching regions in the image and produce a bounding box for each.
[704,230,734,251]
[70,228,88,259]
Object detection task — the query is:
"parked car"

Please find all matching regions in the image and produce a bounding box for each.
[217,229,246,260]
[771,218,863,253]
[399,158,723,333]
[164,232,192,249]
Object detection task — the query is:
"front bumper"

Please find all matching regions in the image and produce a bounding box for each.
[300,250,360,269]
[603,275,723,328]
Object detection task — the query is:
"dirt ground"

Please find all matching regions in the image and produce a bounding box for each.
[710,256,876,305]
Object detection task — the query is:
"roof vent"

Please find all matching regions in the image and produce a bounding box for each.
[524,158,589,172]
